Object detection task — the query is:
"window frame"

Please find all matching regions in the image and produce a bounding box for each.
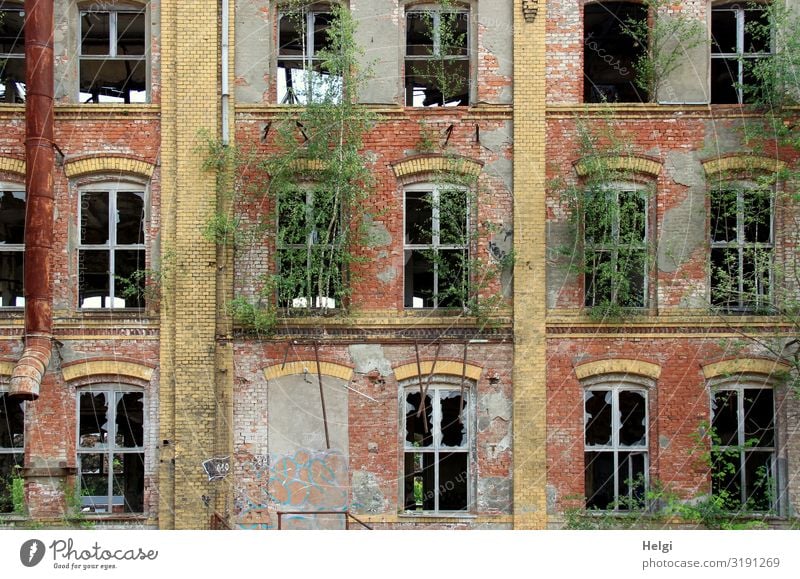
[0,2,25,104]
[583,183,650,309]
[0,390,24,514]
[77,181,147,310]
[401,379,473,514]
[709,382,777,512]
[78,5,149,104]
[403,182,471,309]
[0,184,25,309]
[709,182,774,312]
[583,383,649,511]
[275,3,340,105]
[75,383,146,515]
[710,2,773,104]
[404,3,471,107]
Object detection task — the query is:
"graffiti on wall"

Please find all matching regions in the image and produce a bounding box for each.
[236,449,349,530]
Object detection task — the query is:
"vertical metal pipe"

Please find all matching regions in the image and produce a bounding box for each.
[221,0,230,145]
[10,0,55,401]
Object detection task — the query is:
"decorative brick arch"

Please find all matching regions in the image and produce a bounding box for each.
[574,359,662,381]
[702,358,791,380]
[573,154,663,179]
[64,155,156,180]
[61,359,155,383]
[702,155,786,178]
[391,154,483,179]
[263,361,354,382]
[394,360,483,382]
[0,156,25,177]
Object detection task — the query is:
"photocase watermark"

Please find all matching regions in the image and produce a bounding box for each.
[584,32,630,77]
[18,538,158,572]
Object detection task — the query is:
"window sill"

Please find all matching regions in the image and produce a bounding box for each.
[398,511,476,521]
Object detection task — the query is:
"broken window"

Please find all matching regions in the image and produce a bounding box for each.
[404,385,470,512]
[584,387,648,510]
[710,185,773,311]
[583,2,648,103]
[277,4,341,104]
[77,387,145,514]
[711,386,775,511]
[404,185,469,308]
[79,8,147,103]
[78,187,146,308]
[711,3,772,104]
[584,186,648,308]
[0,392,24,513]
[0,2,25,103]
[405,6,470,106]
[276,187,342,310]
[0,187,25,307]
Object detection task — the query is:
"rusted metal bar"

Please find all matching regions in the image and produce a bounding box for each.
[314,341,331,450]
[276,511,372,530]
[10,0,55,401]
[460,341,468,408]
[413,340,428,433]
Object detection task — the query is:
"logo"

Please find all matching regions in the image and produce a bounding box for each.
[20,539,46,568]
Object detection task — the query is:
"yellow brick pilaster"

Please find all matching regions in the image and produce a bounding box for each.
[513,1,548,529]
[160,0,221,529]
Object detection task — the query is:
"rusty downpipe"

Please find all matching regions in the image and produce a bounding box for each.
[9,0,54,401]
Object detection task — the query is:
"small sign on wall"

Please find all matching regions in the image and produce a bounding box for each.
[202,456,231,481]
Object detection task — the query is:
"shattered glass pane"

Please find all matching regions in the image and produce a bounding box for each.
[0,57,25,103]
[79,250,111,308]
[744,451,773,511]
[81,191,110,245]
[405,58,469,107]
[617,452,646,509]
[0,452,23,513]
[404,250,434,308]
[743,190,771,243]
[114,249,146,308]
[79,392,109,448]
[743,388,774,447]
[712,390,739,446]
[619,390,646,447]
[440,391,465,448]
[0,251,23,307]
[112,452,144,513]
[711,9,737,54]
[584,390,612,446]
[79,58,147,103]
[438,452,468,510]
[405,391,432,447]
[116,392,144,448]
[405,191,433,245]
[710,247,739,308]
[406,11,434,56]
[116,192,145,245]
[711,58,739,104]
[744,8,770,53]
[117,12,146,56]
[81,12,110,56]
[404,451,434,510]
[711,448,743,510]
[79,453,109,513]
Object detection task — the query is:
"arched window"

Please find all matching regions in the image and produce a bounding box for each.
[76,384,145,513]
[710,381,776,511]
[78,180,147,309]
[583,2,648,103]
[583,183,650,308]
[402,378,473,512]
[582,371,651,510]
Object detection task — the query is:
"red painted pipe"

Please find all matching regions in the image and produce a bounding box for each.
[10,0,54,401]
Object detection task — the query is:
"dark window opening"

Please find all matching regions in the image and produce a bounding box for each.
[403,387,469,513]
[583,2,648,103]
[404,187,469,309]
[710,186,773,311]
[0,189,25,307]
[0,5,25,103]
[405,9,469,106]
[584,187,648,308]
[78,389,144,513]
[79,10,147,103]
[711,4,772,104]
[0,393,24,513]
[277,8,341,104]
[79,189,146,309]
[711,387,775,511]
[584,387,648,510]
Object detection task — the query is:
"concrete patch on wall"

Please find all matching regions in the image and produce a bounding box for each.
[348,344,393,377]
[481,123,513,193]
[478,477,512,513]
[366,217,392,248]
[351,469,386,514]
[234,0,271,103]
[353,0,400,104]
[658,153,706,273]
